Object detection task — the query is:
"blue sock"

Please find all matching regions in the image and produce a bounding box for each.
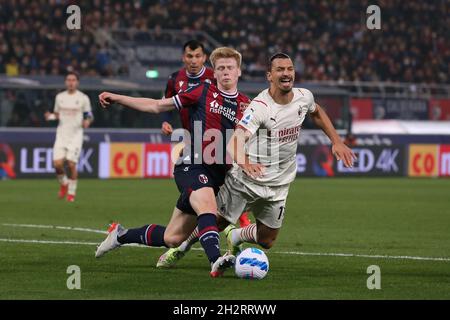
[197,213,220,264]
[117,224,167,247]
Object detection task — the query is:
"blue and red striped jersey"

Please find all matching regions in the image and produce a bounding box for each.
[172,82,250,168]
[163,66,215,129]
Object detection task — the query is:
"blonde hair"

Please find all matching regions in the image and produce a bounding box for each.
[209,47,242,69]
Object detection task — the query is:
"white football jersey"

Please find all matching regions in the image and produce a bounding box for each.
[53,90,91,144]
[235,88,316,185]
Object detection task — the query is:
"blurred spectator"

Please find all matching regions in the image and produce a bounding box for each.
[6,57,19,76]
[0,90,15,126]
[8,92,31,126]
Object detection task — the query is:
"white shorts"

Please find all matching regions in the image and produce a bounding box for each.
[53,139,82,163]
[217,173,290,229]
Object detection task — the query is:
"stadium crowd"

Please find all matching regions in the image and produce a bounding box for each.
[1,0,448,84]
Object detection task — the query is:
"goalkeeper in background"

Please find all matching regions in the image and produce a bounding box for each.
[44,71,93,202]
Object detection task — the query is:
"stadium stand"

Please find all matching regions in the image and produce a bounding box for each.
[0,0,449,129]
[1,0,448,83]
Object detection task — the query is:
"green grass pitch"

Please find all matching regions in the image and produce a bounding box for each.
[0,178,449,299]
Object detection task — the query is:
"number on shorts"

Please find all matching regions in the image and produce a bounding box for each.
[278,206,285,220]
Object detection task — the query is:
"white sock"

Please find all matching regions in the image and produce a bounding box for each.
[68,179,77,196]
[178,227,199,252]
[57,174,68,186]
[233,223,257,245]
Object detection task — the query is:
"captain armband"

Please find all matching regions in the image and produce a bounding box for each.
[83,111,94,120]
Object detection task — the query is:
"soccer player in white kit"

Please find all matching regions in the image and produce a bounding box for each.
[221,52,356,251]
[44,72,93,202]
[157,53,356,266]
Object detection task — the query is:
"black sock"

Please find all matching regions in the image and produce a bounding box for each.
[197,213,220,264]
[117,224,167,247]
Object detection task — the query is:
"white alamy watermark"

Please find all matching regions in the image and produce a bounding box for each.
[66,5,81,30]
[66,265,81,290]
[366,265,381,290]
[366,5,381,30]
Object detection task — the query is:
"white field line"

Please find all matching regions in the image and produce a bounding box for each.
[2,223,107,234]
[0,238,145,248]
[274,250,450,262]
[0,238,100,246]
[1,223,450,262]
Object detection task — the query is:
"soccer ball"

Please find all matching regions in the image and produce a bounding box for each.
[235,248,269,280]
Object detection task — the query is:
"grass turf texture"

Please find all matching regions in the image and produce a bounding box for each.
[0,178,449,299]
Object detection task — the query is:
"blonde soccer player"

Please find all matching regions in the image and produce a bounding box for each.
[157,53,356,267]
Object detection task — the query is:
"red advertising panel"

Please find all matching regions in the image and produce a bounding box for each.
[144,144,172,178]
[429,99,450,120]
[439,145,450,177]
[350,98,373,120]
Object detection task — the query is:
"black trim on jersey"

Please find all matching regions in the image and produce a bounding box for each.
[218,88,239,99]
[172,96,182,110]
[186,66,206,79]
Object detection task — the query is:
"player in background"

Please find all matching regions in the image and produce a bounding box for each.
[160,40,214,135]
[158,53,356,267]
[44,72,93,202]
[96,47,250,277]
[162,40,251,228]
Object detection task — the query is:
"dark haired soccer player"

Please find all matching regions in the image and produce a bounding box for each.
[96,47,250,277]
[44,71,93,202]
[220,53,356,252]
[160,40,215,135]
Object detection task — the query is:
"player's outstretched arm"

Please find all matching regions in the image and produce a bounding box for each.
[309,104,356,168]
[98,92,175,114]
[227,125,265,179]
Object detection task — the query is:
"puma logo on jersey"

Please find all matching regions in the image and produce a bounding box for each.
[213,92,219,98]
[298,107,306,117]
[178,81,184,88]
